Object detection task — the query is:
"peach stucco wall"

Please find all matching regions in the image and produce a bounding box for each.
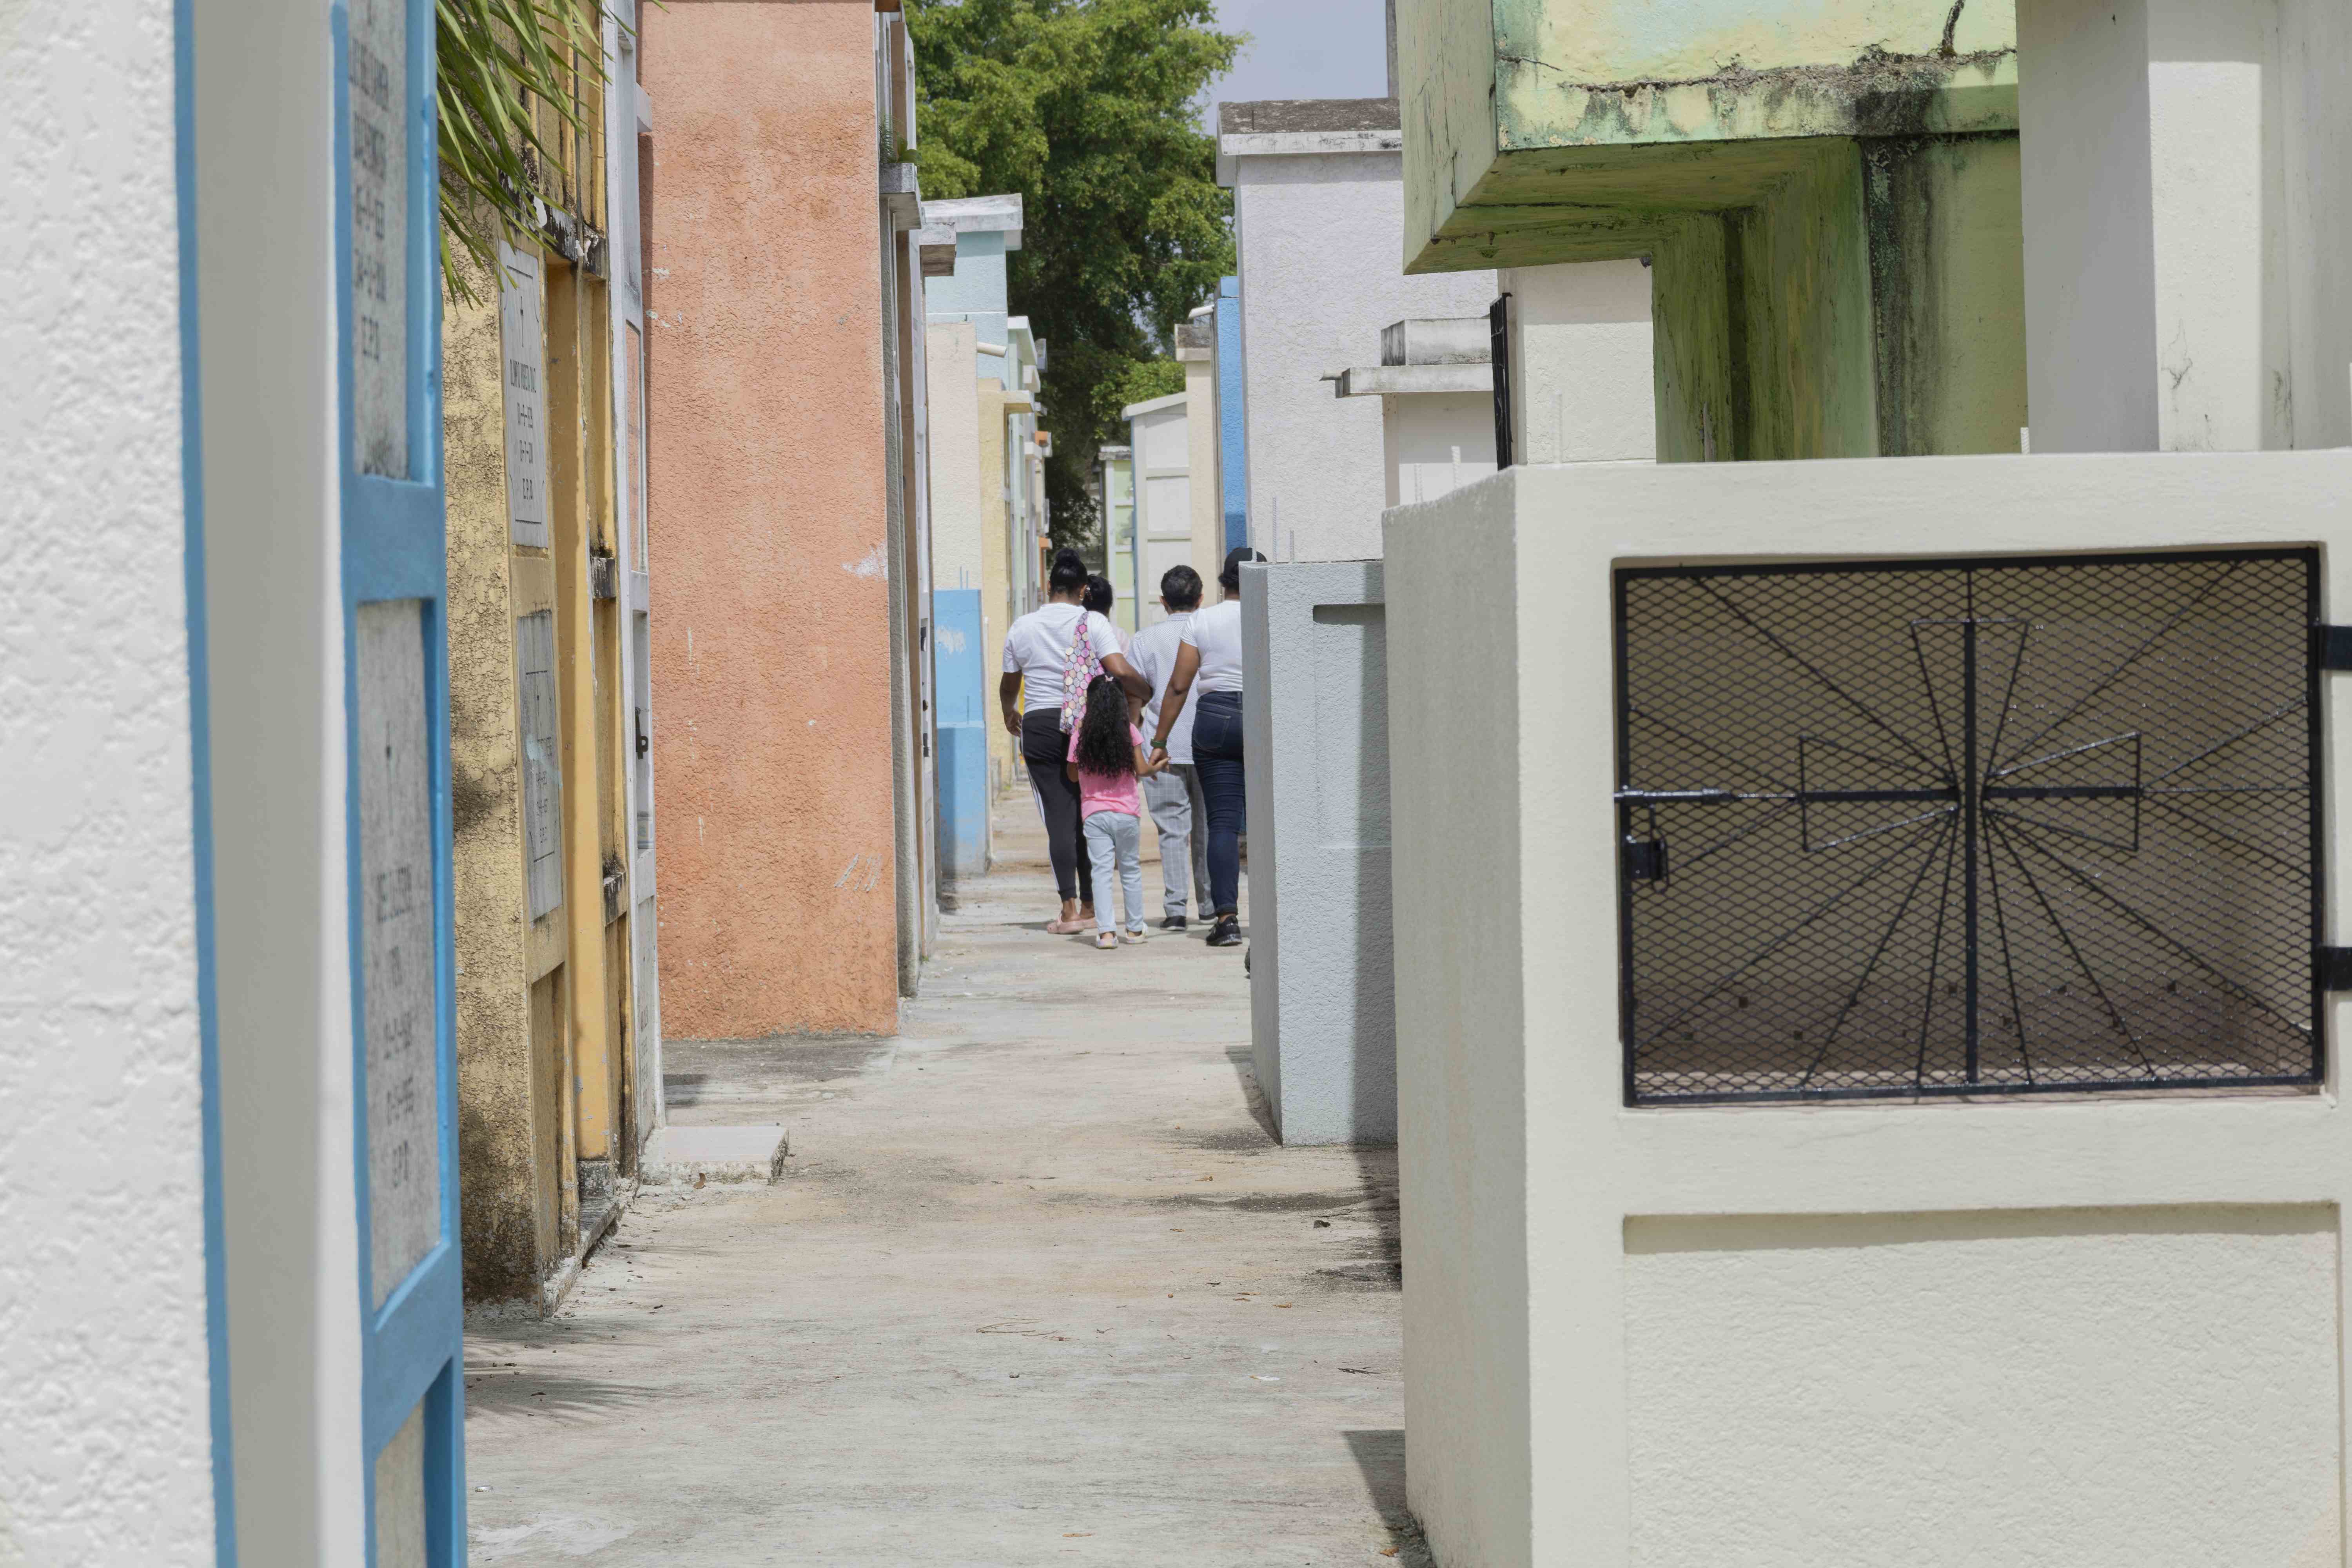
[643,0,898,1036]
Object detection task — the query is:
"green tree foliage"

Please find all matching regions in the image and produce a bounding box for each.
[1105,355,1185,414]
[908,0,1239,548]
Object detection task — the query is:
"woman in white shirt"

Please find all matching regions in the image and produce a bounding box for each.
[1000,548,1151,933]
[1147,545,1263,947]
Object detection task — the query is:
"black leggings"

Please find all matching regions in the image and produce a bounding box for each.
[1023,709,1093,905]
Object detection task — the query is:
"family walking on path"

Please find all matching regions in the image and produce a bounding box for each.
[1001,545,1267,951]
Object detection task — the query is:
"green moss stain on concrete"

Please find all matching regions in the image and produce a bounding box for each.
[1398,0,1502,272]
[1637,146,1877,463]
[1395,0,2025,463]
[1520,0,2013,87]
[1399,0,2018,262]
[1651,216,1741,461]
[1864,133,2027,455]
[1497,47,2014,153]
[1737,141,1880,459]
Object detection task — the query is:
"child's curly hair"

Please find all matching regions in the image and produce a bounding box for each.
[1073,674,1134,777]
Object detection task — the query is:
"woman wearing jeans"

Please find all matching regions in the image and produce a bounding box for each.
[1001,549,1152,933]
[1147,545,1264,948]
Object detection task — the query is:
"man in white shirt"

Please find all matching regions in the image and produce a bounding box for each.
[1147,545,1263,947]
[1125,565,1210,928]
[1000,548,1151,933]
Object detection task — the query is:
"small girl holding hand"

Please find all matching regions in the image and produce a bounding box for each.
[1067,673,1163,949]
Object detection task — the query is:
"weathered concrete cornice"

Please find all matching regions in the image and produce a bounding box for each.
[881,160,921,229]
[912,224,958,278]
[539,201,606,275]
[922,192,1024,250]
[1220,97,1400,136]
[1497,45,2016,151]
[1381,316,1490,366]
[1332,363,1493,397]
[1216,96,1403,183]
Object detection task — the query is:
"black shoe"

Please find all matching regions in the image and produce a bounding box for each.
[1159,915,1188,931]
[1207,915,1242,947]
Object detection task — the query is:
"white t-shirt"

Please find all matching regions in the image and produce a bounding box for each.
[1181,598,1244,695]
[1002,603,1124,713]
[1127,611,1197,764]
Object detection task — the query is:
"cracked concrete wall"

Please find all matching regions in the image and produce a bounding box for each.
[2,0,220,1559]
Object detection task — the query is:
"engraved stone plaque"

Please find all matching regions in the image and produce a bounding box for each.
[501,244,548,547]
[374,1400,427,1568]
[348,0,408,478]
[516,610,564,919]
[358,600,440,1304]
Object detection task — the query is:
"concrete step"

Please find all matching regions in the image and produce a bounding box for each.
[639,1124,791,1186]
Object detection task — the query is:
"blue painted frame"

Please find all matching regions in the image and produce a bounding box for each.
[1215,275,1248,555]
[173,0,235,1557]
[333,0,466,1560]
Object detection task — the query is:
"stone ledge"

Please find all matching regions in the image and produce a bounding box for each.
[640,1124,793,1187]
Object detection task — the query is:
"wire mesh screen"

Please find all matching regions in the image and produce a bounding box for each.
[1615,550,2322,1104]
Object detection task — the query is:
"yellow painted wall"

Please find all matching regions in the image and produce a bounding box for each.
[445,259,566,1303]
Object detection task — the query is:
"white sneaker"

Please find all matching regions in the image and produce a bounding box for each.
[1120,927,1148,945]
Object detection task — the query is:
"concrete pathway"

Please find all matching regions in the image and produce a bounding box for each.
[464,802,1421,1566]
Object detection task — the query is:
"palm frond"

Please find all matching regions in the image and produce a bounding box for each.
[436,0,613,304]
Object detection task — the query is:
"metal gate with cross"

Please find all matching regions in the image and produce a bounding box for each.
[1614,550,2322,1105]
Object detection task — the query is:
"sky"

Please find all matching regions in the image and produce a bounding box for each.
[1201,0,1391,117]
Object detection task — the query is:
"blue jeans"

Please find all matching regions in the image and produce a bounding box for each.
[1191,690,1245,917]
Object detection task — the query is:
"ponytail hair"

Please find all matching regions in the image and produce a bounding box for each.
[1050,547,1090,595]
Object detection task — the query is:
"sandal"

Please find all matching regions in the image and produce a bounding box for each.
[1093,929,1118,949]
[1120,927,1148,945]
[1047,916,1088,935]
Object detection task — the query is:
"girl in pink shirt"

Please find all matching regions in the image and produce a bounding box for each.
[1067,675,1163,948]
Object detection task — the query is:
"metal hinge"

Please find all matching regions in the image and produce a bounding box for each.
[2320,948,2352,991]
[591,555,617,601]
[1623,836,1668,883]
[2312,624,2352,670]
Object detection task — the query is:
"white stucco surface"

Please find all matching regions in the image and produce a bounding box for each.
[1240,561,1395,1145]
[1227,148,1493,562]
[1182,352,1221,576]
[0,0,218,1560]
[926,321,983,592]
[1381,391,1495,506]
[1128,397,1197,625]
[1628,1207,2341,1568]
[1499,260,1657,463]
[1384,474,1530,1568]
[1387,449,2352,1568]
[2020,0,2352,453]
